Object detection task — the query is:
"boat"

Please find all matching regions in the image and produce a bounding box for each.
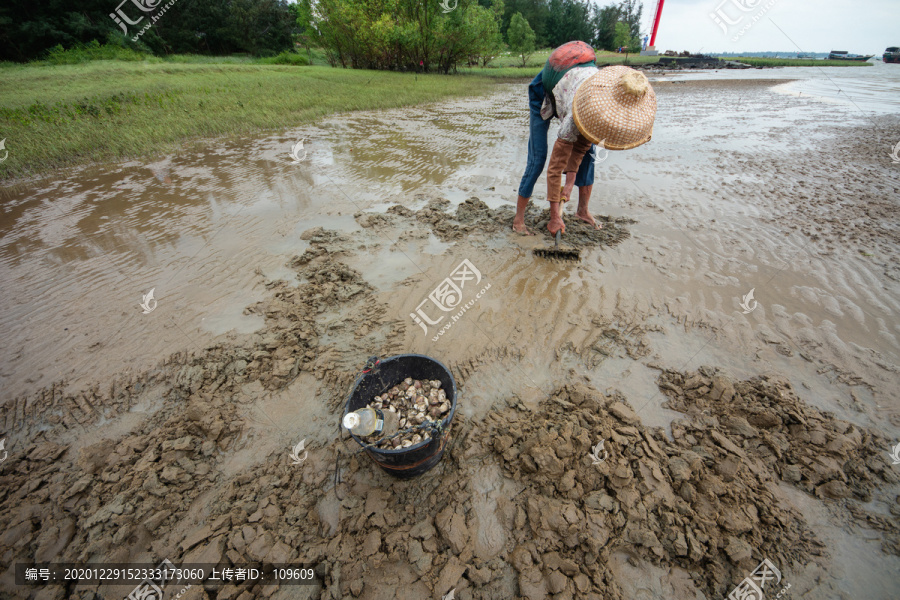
[796,52,817,59]
[828,50,874,61]
[884,47,900,64]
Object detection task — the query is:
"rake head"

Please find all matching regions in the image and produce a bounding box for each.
[533,230,581,262]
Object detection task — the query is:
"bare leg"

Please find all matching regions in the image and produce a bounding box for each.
[513,195,535,235]
[575,185,601,229]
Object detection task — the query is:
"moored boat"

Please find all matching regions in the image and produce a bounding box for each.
[884,47,900,64]
[828,50,874,61]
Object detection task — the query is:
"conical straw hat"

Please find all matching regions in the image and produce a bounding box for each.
[572,66,657,150]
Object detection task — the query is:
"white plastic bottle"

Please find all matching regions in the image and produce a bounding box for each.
[343,407,399,438]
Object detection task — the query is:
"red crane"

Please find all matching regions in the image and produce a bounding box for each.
[649,0,665,49]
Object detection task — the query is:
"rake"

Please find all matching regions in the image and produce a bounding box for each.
[533,230,581,262]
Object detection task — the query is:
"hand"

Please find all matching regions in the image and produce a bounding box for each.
[548,201,566,235]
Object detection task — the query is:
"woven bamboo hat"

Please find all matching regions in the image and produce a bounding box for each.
[572,66,657,150]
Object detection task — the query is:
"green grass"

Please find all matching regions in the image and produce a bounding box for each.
[726,56,873,67]
[0,60,502,181]
[474,48,659,72]
[593,51,661,65]
[462,49,660,78]
[483,48,552,68]
[457,67,537,78]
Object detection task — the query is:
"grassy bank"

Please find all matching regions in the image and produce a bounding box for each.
[461,49,661,78]
[726,57,874,67]
[0,61,501,181]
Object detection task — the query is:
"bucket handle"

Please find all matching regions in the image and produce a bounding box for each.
[361,355,380,374]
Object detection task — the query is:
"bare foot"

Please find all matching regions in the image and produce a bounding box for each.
[512,219,535,236]
[548,214,566,235]
[576,211,602,229]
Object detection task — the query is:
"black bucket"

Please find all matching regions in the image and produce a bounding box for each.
[343,354,457,479]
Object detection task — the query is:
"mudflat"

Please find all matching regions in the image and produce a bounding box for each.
[0,76,898,600]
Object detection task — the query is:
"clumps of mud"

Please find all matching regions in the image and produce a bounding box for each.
[526,207,634,249]
[6,360,899,600]
[468,383,822,599]
[361,196,633,252]
[1,228,401,441]
[0,391,244,593]
[410,197,507,242]
[242,229,406,398]
[157,377,834,600]
[657,367,900,555]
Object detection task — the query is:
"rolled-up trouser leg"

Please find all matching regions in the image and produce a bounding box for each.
[574,143,595,188]
[547,138,575,204]
[565,135,594,173]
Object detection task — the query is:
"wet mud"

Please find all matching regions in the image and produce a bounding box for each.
[1,231,899,600]
[1,77,900,599]
[364,197,632,251]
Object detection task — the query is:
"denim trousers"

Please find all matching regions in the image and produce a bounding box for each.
[517,72,595,199]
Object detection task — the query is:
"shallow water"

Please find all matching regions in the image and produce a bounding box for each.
[652,58,900,113]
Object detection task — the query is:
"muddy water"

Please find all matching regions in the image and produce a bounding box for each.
[1,75,900,599]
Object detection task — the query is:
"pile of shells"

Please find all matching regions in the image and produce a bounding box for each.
[363,377,451,449]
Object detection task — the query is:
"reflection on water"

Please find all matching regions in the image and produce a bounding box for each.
[653,59,900,113]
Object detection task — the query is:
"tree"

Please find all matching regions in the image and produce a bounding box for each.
[508,12,536,67]
[545,0,592,48]
[591,4,619,51]
[293,0,316,62]
[308,0,507,73]
[502,0,549,48]
[469,0,505,67]
[613,21,631,51]
[618,0,643,41]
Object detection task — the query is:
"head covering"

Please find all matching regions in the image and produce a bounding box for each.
[541,41,597,95]
[572,66,656,150]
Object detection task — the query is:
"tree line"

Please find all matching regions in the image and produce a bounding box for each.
[0,0,644,68]
[0,0,296,62]
[498,0,643,53]
[298,0,643,72]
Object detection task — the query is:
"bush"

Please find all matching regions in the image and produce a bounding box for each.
[258,51,309,66]
[42,41,152,65]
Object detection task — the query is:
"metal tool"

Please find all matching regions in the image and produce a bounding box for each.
[533,229,580,261]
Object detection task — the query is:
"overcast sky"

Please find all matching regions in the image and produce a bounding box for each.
[639,0,897,54]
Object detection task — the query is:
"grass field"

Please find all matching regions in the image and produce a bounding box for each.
[2,46,875,181]
[460,49,661,78]
[475,48,659,69]
[724,56,874,67]
[0,61,502,181]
